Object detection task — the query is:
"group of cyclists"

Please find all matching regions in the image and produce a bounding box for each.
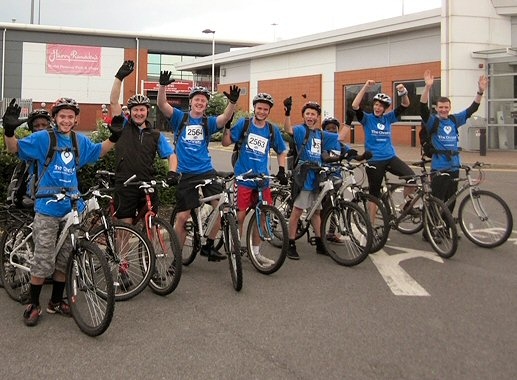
[1,59,489,329]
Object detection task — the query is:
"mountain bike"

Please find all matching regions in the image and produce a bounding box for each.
[170,172,243,291]
[1,189,115,336]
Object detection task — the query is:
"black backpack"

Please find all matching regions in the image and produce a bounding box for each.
[231,118,275,168]
[419,115,457,158]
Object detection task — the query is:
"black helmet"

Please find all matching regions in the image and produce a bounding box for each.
[252,93,274,107]
[127,94,151,110]
[373,93,392,107]
[301,101,321,115]
[189,86,211,100]
[51,98,80,117]
[322,116,340,130]
[27,109,51,130]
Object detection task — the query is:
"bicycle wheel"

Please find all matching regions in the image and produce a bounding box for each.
[381,185,423,234]
[170,207,200,266]
[147,216,182,296]
[90,222,155,301]
[458,190,513,248]
[245,205,288,275]
[0,224,32,304]
[322,202,372,266]
[423,196,458,259]
[66,240,115,337]
[351,192,389,253]
[223,212,242,291]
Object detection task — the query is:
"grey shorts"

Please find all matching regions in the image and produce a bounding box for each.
[293,190,322,211]
[31,213,72,278]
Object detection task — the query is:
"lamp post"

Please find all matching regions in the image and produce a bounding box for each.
[202,29,216,93]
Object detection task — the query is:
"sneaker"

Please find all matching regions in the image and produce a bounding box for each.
[46,299,71,317]
[200,245,227,262]
[326,233,347,244]
[254,252,275,266]
[287,245,300,260]
[316,244,329,256]
[118,271,133,289]
[23,304,42,327]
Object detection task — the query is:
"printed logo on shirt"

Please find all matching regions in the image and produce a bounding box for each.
[444,125,453,135]
[61,151,74,165]
[377,123,385,131]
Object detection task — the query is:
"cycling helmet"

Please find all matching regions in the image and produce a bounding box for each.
[27,109,51,130]
[189,86,211,100]
[373,93,392,107]
[322,116,340,130]
[127,94,151,110]
[301,101,321,115]
[252,93,274,107]
[51,98,80,117]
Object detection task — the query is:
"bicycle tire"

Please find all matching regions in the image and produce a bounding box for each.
[89,222,155,301]
[66,240,115,337]
[380,186,423,235]
[0,223,32,304]
[147,216,182,296]
[423,196,458,259]
[351,192,389,253]
[170,207,200,266]
[458,190,513,248]
[223,212,242,291]
[271,188,305,241]
[322,202,372,266]
[245,205,288,275]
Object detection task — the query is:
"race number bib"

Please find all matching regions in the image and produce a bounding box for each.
[311,138,322,155]
[185,125,204,141]
[247,133,268,154]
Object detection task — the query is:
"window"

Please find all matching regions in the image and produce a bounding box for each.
[394,80,441,121]
[345,83,381,114]
[147,53,196,82]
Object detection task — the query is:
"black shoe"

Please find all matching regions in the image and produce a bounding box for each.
[287,245,300,260]
[200,245,227,262]
[316,244,329,256]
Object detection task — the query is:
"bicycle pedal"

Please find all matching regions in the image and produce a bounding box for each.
[307,236,317,246]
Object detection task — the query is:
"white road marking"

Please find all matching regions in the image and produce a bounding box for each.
[369,245,443,296]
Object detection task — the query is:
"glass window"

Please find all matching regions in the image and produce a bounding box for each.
[394,80,441,121]
[345,83,381,114]
[147,53,198,82]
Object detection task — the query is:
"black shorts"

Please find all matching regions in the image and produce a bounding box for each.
[175,171,223,212]
[365,156,415,198]
[113,184,159,219]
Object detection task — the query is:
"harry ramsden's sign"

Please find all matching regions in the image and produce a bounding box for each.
[46,44,101,76]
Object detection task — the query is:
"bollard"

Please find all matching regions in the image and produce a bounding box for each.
[411,125,416,147]
[350,124,355,144]
[480,127,486,156]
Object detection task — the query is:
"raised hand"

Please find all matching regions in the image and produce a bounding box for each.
[424,69,434,87]
[159,70,175,86]
[2,98,24,137]
[223,85,240,104]
[115,60,135,80]
[283,96,292,116]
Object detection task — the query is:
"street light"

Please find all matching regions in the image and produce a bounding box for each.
[202,29,216,93]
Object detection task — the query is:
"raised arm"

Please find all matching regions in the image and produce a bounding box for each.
[157,71,175,119]
[110,60,134,116]
[216,85,240,128]
[420,69,433,122]
[352,80,375,110]
[283,96,293,135]
[221,114,234,147]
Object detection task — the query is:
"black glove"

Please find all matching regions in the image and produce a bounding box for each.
[225,113,234,130]
[167,170,181,186]
[115,60,134,80]
[223,85,240,104]
[341,148,358,161]
[2,99,24,137]
[345,109,355,126]
[108,115,124,143]
[276,166,288,185]
[283,96,292,116]
[159,70,175,86]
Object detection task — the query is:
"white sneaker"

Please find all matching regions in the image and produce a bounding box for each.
[254,253,275,266]
[326,234,348,244]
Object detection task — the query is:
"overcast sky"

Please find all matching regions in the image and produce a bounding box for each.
[0,0,442,42]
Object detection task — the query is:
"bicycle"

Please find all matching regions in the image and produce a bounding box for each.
[272,163,374,267]
[379,165,459,259]
[122,175,182,296]
[1,188,115,337]
[84,171,156,301]
[170,172,243,291]
[236,173,289,275]
[416,160,513,248]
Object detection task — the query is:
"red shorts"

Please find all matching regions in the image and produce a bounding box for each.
[237,186,272,211]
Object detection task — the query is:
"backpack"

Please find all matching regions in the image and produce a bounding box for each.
[6,129,80,207]
[174,113,209,148]
[287,125,311,170]
[419,115,457,158]
[231,118,275,168]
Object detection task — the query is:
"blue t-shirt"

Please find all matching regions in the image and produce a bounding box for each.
[358,111,399,161]
[426,110,468,171]
[169,109,220,174]
[293,125,340,191]
[18,129,103,217]
[231,118,288,189]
